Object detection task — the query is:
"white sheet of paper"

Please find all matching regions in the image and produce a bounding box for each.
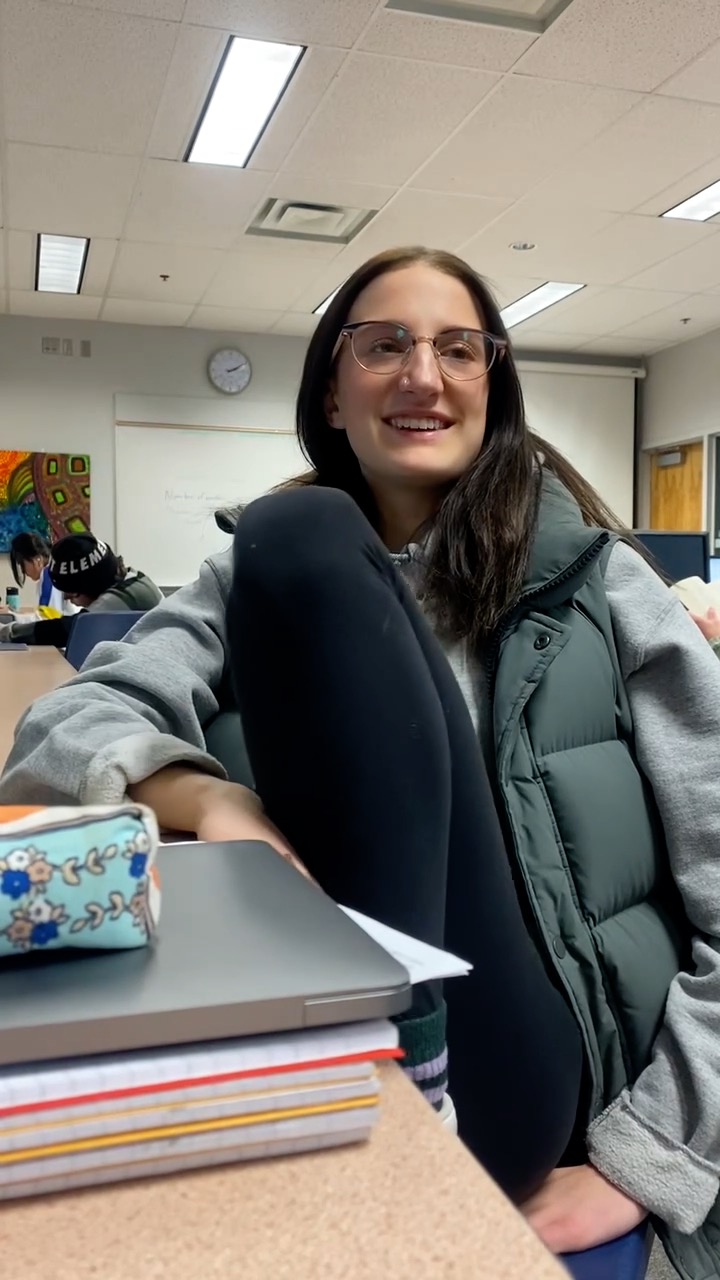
[340,906,472,985]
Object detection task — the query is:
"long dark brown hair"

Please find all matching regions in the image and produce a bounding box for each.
[295,246,628,645]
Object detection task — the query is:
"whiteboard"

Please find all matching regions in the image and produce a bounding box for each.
[520,369,636,525]
[115,424,306,585]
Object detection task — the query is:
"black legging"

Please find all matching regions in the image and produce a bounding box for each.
[226,486,584,1203]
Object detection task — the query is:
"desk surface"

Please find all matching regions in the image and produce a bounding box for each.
[2,1064,565,1280]
[0,652,565,1279]
[0,647,72,769]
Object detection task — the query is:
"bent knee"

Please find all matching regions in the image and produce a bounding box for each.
[233,486,369,580]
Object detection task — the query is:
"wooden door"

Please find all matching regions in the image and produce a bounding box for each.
[650,441,704,530]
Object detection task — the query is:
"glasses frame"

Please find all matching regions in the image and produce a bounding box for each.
[337,321,508,381]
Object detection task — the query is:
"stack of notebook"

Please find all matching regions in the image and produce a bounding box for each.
[0,1019,401,1199]
[0,839,471,1201]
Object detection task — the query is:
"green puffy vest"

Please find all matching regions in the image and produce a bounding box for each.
[498,475,718,1278]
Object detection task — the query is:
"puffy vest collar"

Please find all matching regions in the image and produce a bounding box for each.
[522,471,610,606]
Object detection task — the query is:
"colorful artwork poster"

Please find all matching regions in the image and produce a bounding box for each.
[0,452,91,552]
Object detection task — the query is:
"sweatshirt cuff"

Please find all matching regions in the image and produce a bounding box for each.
[80,731,228,805]
[588,1092,719,1233]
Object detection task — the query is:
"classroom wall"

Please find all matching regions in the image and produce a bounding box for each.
[0,314,307,600]
[0,312,638,598]
[639,330,720,528]
[642,330,720,450]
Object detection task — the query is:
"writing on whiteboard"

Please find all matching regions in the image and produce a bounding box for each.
[164,486,241,524]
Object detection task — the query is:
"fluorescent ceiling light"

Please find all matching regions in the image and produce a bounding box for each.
[500,281,585,329]
[36,234,89,294]
[187,36,304,168]
[313,285,341,317]
[662,179,720,223]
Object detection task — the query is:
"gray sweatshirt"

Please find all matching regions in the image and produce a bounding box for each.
[2,541,720,1235]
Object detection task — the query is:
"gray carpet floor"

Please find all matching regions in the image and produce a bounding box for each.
[648,1240,677,1278]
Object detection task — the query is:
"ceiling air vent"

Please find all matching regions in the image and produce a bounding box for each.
[247,199,376,245]
[385,0,574,35]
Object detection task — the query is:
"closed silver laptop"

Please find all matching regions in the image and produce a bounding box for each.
[0,841,411,1067]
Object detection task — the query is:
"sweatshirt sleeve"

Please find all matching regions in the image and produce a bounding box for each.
[0,553,233,807]
[587,540,720,1233]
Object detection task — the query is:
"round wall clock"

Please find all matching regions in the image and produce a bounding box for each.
[207,348,252,395]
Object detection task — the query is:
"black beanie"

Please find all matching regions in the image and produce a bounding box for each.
[49,534,120,598]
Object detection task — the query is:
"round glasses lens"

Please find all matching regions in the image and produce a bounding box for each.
[436,330,495,380]
[351,323,413,371]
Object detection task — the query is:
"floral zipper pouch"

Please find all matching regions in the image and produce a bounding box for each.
[0,803,161,957]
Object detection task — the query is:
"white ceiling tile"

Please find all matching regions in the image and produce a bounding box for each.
[125,162,272,249]
[181,0,382,47]
[55,0,185,16]
[512,330,588,352]
[535,95,720,214]
[231,231,341,261]
[547,215,716,286]
[189,305,283,332]
[286,262,354,314]
[281,53,498,187]
[82,239,119,297]
[358,10,536,71]
[5,144,140,239]
[109,242,224,303]
[614,294,720,341]
[412,77,638,200]
[9,291,102,320]
[274,312,318,337]
[658,36,720,104]
[462,202,618,278]
[623,232,720,292]
[577,336,659,356]
[6,230,34,290]
[512,285,687,336]
[1,0,177,154]
[248,47,348,174]
[148,23,226,161]
[471,212,716,289]
[101,298,194,325]
[202,249,328,310]
[345,190,510,260]
[516,0,720,91]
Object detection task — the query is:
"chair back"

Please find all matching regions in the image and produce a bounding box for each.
[65,611,145,671]
[562,1225,652,1280]
[203,711,254,788]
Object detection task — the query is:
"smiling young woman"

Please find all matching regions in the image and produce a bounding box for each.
[4,247,720,1280]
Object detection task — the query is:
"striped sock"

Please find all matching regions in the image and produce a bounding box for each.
[394,1002,448,1110]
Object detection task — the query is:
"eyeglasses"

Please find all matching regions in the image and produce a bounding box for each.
[338,321,507,382]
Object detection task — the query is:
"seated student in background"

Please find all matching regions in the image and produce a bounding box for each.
[691,604,720,650]
[9,531,76,615]
[5,245,720,1279]
[0,532,162,646]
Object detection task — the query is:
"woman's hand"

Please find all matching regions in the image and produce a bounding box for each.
[129,767,312,881]
[194,779,313,880]
[690,605,720,642]
[520,1164,647,1254]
